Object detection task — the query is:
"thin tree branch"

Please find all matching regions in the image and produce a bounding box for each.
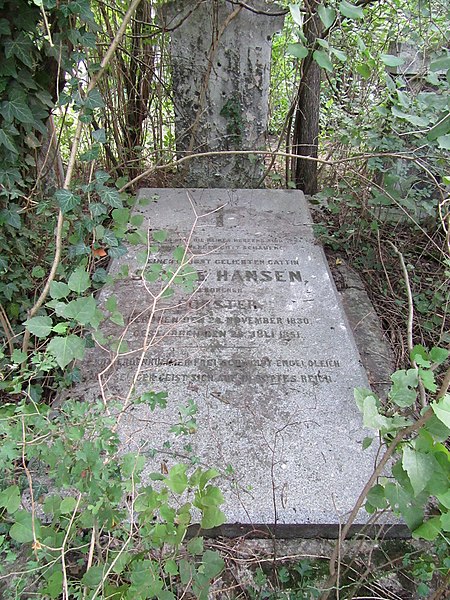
[22,0,143,356]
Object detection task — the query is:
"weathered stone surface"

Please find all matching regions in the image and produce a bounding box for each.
[82,189,384,528]
[160,1,284,187]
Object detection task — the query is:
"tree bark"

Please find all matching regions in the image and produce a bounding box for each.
[291,0,322,195]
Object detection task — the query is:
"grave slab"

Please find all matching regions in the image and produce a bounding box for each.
[82,189,390,532]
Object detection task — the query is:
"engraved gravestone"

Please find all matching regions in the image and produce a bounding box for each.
[82,189,382,531]
[160,0,284,187]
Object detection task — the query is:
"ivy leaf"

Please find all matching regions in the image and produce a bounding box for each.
[92,128,106,143]
[431,395,450,429]
[339,0,364,20]
[99,187,122,208]
[0,205,21,229]
[84,88,105,110]
[0,129,18,154]
[313,50,333,72]
[68,267,90,294]
[287,43,308,60]
[2,94,35,124]
[318,5,336,28]
[4,33,34,69]
[47,335,86,369]
[25,316,53,338]
[55,189,81,214]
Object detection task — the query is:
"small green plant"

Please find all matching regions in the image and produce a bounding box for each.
[0,394,226,599]
[356,345,449,544]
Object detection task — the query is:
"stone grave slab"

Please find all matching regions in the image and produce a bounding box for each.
[82,189,387,533]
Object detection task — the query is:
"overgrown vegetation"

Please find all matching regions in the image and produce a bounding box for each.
[0,0,449,598]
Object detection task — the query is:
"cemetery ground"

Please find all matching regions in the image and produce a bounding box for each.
[1,188,449,600]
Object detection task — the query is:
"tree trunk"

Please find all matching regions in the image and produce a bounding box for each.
[291,0,322,195]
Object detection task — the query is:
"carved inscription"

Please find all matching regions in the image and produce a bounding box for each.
[96,226,345,399]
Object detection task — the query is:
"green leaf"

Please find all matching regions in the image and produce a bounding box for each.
[412,516,442,541]
[402,447,435,495]
[47,335,86,369]
[356,63,371,79]
[0,129,18,153]
[429,347,449,365]
[9,511,39,543]
[418,368,436,392]
[84,89,105,110]
[60,497,78,514]
[339,0,364,19]
[187,536,204,555]
[92,128,106,143]
[384,482,424,530]
[427,113,450,141]
[81,565,104,588]
[200,506,226,529]
[439,511,450,532]
[0,485,21,514]
[287,43,308,60]
[202,550,224,579]
[166,464,188,494]
[61,296,98,326]
[430,55,450,72]
[366,484,388,509]
[331,47,347,62]
[112,208,130,226]
[313,50,333,72]
[380,54,405,67]
[289,4,303,26]
[68,267,91,294]
[153,230,167,243]
[55,189,81,214]
[411,345,430,367]
[49,281,70,300]
[25,316,53,338]
[99,187,122,208]
[2,94,35,124]
[362,436,373,449]
[0,205,21,229]
[432,395,450,429]
[4,33,34,68]
[317,4,336,28]
[389,369,418,407]
[11,349,27,364]
[130,214,144,227]
[437,135,450,150]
